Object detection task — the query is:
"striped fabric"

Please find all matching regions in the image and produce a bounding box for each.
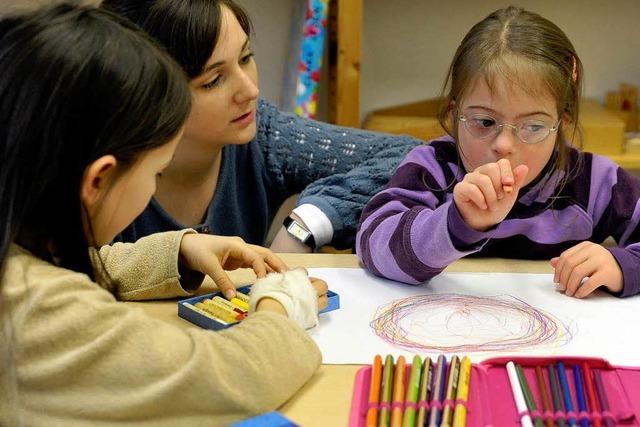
[356,136,640,297]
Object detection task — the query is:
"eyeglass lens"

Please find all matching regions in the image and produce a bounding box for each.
[462,114,553,144]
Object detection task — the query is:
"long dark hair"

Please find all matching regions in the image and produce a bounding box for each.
[0,3,191,280]
[101,0,252,79]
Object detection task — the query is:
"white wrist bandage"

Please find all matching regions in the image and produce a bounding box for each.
[249,268,319,330]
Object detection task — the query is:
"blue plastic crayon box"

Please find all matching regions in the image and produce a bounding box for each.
[178,285,340,331]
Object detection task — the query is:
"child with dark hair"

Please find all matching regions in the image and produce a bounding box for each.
[0,4,327,425]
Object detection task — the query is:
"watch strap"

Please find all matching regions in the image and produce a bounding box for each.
[283,216,316,249]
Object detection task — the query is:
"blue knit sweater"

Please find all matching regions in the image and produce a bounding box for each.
[119,99,420,249]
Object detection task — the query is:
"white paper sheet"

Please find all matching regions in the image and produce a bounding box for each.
[307,268,640,366]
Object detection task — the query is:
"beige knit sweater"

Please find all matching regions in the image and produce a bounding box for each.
[0,230,321,426]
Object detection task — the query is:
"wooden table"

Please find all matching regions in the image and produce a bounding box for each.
[130,254,553,426]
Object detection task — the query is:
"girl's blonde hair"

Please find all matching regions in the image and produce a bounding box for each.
[438,6,583,187]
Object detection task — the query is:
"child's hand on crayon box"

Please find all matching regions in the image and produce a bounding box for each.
[256,277,328,314]
[250,268,329,330]
[454,159,528,231]
[550,241,623,298]
[310,277,329,311]
[179,233,288,300]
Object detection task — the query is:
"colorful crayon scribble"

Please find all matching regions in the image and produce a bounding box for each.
[370,293,573,353]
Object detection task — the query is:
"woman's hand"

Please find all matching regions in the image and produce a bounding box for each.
[179,234,288,299]
[550,241,623,298]
[453,159,528,231]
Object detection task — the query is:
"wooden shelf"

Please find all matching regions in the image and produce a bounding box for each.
[328,0,362,128]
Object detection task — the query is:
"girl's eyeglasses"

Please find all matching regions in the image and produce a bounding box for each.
[459,114,561,145]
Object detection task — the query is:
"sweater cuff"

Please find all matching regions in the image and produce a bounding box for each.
[608,247,640,297]
[293,203,335,248]
[176,229,206,293]
[447,203,492,249]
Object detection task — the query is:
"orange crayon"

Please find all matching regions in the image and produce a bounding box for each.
[366,355,383,427]
[390,356,406,427]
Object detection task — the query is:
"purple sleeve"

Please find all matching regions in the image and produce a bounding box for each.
[589,155,640,297]
[608,247,640,297]
[356,144,490,284]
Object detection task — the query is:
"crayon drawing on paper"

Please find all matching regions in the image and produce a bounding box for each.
[308,268,640,365]
[369,293,574,353]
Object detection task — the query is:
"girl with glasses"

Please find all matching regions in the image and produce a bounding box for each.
[357,6,640,299]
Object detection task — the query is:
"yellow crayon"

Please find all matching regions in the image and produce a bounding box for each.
[196,301,240,324]
[234,291,250,304]
[208,296,247,317]
[183,303,231,325]
[441,355,460,427]
[416,357,432,427]
[230,297,249,311]
[452,356,472,427]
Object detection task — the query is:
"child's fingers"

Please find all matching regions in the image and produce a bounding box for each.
[456,182,488,210]
[309,277,328,296]
[497,159,514,194]
[553,241,592,284]
[574,275,605,299]
[556,250,590,288]
[511,164,529,190]
[475,163,505,200]
[249,244,289,273]
[318,295,328,310]
[206,260,237,300]
[250,257,268,279]
[564,259,596,297]
[310,277,329,310]
[465,174,499,210]
[550,257,559,268]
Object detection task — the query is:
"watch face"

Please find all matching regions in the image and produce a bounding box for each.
[287,222,311,242]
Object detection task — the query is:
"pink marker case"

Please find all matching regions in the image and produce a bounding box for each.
[349,356,640,426]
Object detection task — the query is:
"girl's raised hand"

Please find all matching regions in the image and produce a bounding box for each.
[179,234,288,300]
[550,241,623,298]
[453,159,529,231]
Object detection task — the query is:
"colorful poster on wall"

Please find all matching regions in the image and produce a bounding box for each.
[294,0,329,119]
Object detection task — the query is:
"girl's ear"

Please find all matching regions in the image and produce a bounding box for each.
[80,155,118,213]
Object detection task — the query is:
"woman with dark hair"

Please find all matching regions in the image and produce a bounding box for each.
[102,0,420,256]
[0,4,327,425]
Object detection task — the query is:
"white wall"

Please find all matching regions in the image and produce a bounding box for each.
[235,0,297,109]
[218,0,640,123]
[362,0,640,121]
[4,0,639,122]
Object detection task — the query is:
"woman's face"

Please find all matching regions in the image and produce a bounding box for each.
[185,5,259,147]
